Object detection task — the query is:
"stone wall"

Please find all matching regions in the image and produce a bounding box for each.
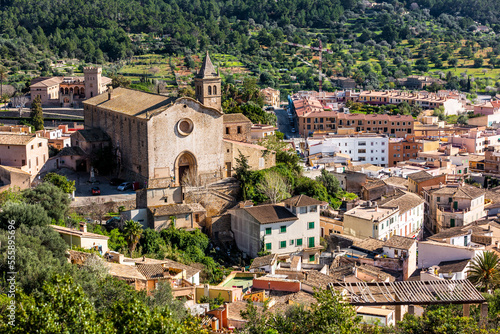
[223,121,252,142]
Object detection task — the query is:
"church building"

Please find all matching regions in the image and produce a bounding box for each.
[81,52,273,189]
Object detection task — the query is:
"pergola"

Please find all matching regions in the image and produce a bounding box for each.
[328,280,487,325]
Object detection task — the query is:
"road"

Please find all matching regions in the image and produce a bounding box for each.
[274,107,299,139]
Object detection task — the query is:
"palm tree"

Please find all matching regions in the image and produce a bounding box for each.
[468,251,500,292]
[123,220,143,255]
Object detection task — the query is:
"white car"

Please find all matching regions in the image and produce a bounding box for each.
[117,182,133,191]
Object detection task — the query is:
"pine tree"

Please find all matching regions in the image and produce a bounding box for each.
[30,95,44,130]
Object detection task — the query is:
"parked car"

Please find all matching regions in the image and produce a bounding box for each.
[109,178,125,186]
[91,187,101,195]
[117,182,133,191]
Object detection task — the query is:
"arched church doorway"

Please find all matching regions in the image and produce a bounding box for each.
[175,151,197,186]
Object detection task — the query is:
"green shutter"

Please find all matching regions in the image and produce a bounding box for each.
[280,226,286,233]
[308,237,315,248]
[296,238,303,246]
[265,243,272,250]
[450,218,455,227]
[309,254,315,262]
[280,241,286,249]
[265,227,272,235]
[308,222,315,229]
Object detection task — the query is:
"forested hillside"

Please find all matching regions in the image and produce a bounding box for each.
[413,0,500,25]
[0,0,354,62]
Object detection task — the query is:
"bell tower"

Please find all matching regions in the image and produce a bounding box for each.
[194,51,221,111]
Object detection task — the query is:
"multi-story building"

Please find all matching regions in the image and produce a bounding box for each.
[422,184,486,233]
[398,75,445,90]
[472,100,500,116]
[377,190,425,239]
[0,133,48,179]
[260,87,280,108]
[30,67,112,107]
[307,134,389,166]
[388,138,423,166]
[407,171,447,196]
[359,90,464,115]
[446,130,500,154]
[230,195,324,262]
[485,145,500,173]
[343,201,400,241]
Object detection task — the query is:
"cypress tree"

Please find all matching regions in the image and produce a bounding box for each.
[30,95,44,130]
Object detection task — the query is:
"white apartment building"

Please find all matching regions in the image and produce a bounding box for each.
[230,195,324,263]
[423,184,486,233]
[343,202,400,241]
[308,135,389,167]
[377,191,425,239]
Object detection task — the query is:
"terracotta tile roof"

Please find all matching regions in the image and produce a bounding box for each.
[0,165,31,175]
[0,133,36,146]
[83,87,177,119]
[383,177,409,188]
[243,204,298,224]
[437,259,470,273]
[223,113,251,123]
[57,146,86,156]
[76,128,111,142]
[30,77,63,88]
[407,171,434,183]
[378,190,424,214]
[106,262,146,281]
[430,184,484,199]
[383,235,416,250]
[249,254,278,270]
[132,257,200,278]
[283,194,326,207]
[135,263,171,279]
[148,203,206,217]
[223,139,268,151]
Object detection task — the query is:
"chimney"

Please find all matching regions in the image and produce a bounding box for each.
[118,253,124,264]
[79,222,87,233]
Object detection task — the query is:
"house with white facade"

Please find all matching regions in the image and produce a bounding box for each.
[423,184,486,233]
[343,202,400,240]
[377,190,425,239]
[51,223,109,254]
[417,240,484,269]
[230,195,325,262]
[307,134,389,167]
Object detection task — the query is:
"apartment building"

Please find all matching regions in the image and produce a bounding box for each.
[308,134,389,166]
[359,90,464,115]
[485,145,500,173]
[377,190,425,239]
[423,184,486,233]
[0,133,49,179]
[343,201,400,241]
[447,130,500,154]
[230,195,324,262]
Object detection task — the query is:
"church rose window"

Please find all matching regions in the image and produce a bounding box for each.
[177,118,194,136]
